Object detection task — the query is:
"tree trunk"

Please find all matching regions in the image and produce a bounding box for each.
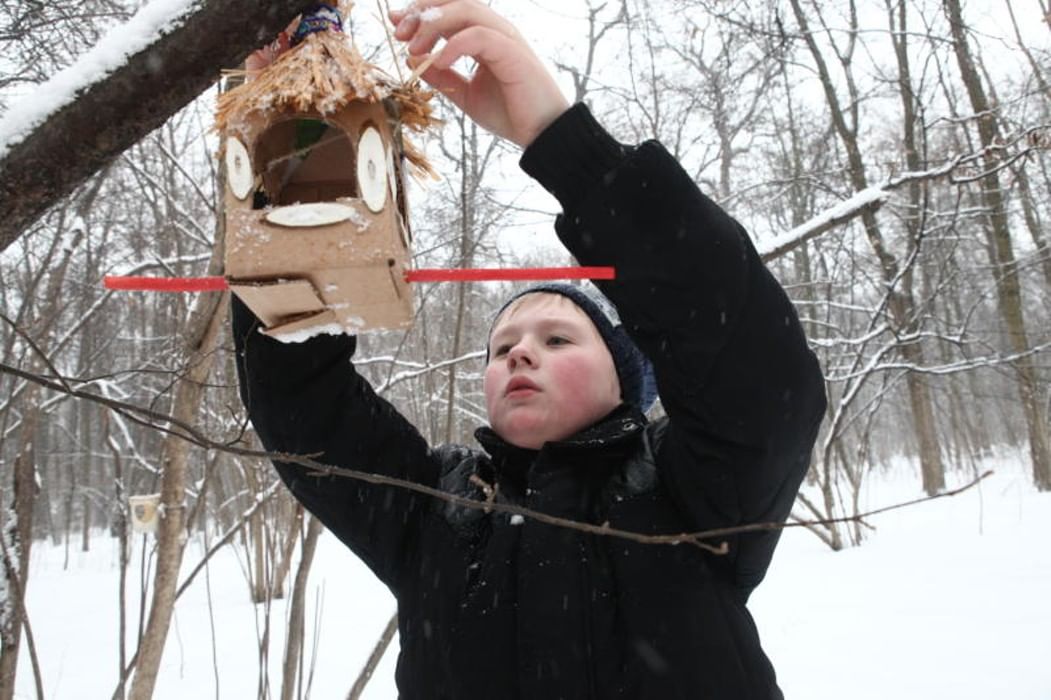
[127,292,228,700]
[444,116,480,444]
[0,0,318,253]
[280,513,323,700]
[790,0,945,494]
[0,399,40,700]
[943,0,1051,490]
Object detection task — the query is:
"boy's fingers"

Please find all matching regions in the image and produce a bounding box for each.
[433,26,530,81]
[389,0,452,28]
[398,0,520,56]
[392,11,420,40]
[408,55,470,108]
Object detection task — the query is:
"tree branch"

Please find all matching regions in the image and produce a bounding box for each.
[0,359,994,556]
[0,0,317,253]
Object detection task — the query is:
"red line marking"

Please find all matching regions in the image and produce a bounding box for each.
[104,276,229,292]
[404,267,616,282]
[103,267,616,292]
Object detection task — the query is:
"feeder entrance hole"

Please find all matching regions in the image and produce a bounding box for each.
[255,119,358,207]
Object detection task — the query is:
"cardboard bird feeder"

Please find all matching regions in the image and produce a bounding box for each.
[215,2,439,341]
[106,4,619,334]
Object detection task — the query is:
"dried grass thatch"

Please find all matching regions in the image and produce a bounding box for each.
[216,15,439,178]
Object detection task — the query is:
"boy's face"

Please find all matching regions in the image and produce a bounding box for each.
[484,293,621,450]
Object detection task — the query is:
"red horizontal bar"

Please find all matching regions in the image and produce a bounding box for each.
[104,267,616,292]
[404,267,616,282]
[104,275,229,292]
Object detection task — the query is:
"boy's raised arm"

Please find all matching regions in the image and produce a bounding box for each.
[232,298,438,590]
[391,0,826,596]
[521,106,827,598]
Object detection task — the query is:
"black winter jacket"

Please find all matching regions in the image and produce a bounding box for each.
[233,104,827,699]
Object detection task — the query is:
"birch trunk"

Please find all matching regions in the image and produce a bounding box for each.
[127,292,228,699]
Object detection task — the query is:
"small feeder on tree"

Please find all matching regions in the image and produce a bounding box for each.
[128,493,161,534]
[215,2,438,340]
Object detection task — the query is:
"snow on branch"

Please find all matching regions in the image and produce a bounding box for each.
[757,126,1048,262]
[0,0,318,254]
[758,185,889,262]
[0,0,202,161]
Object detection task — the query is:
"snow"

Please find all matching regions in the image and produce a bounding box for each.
[269,322,346,344]
[14,452,1051,698]
[0,0,203,160]
[757,185,889,260]
[420,7,443,22]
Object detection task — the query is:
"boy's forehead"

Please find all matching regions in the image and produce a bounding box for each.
[491,292,591,333]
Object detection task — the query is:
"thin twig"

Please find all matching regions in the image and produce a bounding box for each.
[376,0,405,83]
[346,612,398,700]
[408,52,439,83]
[0,360,995,555]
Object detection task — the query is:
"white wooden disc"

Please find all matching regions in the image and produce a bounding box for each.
[225,137,253,200]
[265,202,360,228]
[357,127,387,213]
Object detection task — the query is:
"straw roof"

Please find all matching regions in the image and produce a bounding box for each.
[216,24,438,178]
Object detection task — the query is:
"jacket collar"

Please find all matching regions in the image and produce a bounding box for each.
[473,403,647,467]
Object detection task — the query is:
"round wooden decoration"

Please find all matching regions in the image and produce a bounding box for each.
[225,137,253,200]
[357,127,387,213]
[264,202,364,228]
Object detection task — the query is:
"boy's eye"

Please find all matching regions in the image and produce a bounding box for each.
[547,335,570,347]
[492,344,512,357]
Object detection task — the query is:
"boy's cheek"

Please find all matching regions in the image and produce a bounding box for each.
[482,367,507,423]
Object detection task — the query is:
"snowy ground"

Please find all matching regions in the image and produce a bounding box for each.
[16,450,1051,699]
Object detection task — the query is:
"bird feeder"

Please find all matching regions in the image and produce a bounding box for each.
[215,2,438,341]
[105,5,621,326]
[128,493,161,534]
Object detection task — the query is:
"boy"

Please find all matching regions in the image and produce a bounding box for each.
[234,2,827,697]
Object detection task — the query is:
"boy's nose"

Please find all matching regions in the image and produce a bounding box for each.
[507,343,536,369]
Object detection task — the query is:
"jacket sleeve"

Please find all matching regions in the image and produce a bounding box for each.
[232,297,437,591]
[521,105,827,598]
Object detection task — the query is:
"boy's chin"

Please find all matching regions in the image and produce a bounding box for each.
[492,417,560,451]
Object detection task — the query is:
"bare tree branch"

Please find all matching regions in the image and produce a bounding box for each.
[0,359,994,555]
[0,0,317,253]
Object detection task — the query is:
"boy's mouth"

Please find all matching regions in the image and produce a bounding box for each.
[505,377,540,396]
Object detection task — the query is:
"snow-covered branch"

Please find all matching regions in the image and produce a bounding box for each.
[0,0,317,254]
[757,127,1049,262]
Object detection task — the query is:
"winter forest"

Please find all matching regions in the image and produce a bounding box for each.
[0,0,1049,698]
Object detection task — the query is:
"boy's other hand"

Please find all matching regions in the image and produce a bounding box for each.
[244,19,298,73]
[389,1,570,148]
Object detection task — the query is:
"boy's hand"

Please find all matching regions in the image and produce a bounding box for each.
[389,1,570,148]
[244,21,297,73]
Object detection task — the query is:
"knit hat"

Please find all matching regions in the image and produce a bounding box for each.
[488,282,658,413]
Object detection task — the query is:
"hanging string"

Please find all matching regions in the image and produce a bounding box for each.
[290,3,343,46]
